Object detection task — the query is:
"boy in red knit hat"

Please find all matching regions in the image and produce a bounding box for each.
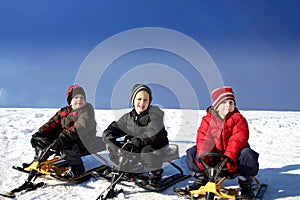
[30,84,97,180]
[185,86,259,198]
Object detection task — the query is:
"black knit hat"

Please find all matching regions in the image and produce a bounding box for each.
[66,84,86,105]
[130,84,152,105]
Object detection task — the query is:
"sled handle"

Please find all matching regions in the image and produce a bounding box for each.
[198,152,231,182]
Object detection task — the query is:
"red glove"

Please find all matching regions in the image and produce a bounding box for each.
[196,156,212,170]
[226,159,237,172]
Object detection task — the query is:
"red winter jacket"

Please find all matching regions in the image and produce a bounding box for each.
[196,106,250,172]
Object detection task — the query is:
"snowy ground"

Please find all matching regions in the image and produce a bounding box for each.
[0,108,300,200]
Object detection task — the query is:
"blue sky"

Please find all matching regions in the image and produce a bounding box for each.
[0,0,299,111]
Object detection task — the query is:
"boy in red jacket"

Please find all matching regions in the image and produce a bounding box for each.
[186,86,259,197]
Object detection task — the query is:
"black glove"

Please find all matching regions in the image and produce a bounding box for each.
[122,138,141,153]
[30,131,48,148]
[32,131,46,138]
[103,133,116,144]
[130,137,142,150]
[51,133,71,151]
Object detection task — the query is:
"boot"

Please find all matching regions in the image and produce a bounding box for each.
[52,164,85,180]
[148,169,163,187]
[239,176,254,198]
[186,172,208,191]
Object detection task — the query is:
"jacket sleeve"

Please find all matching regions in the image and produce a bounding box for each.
[224,113,250,172]
[38,109,63,137]
[102,121,127,142]
[138,107,168,149]
[196,113,215,170]
[196,114,215,157]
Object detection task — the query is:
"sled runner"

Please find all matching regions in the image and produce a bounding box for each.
[174,152,268,200]
[94,142,190,200]
[0,145,55,198]
[0,145,108,198]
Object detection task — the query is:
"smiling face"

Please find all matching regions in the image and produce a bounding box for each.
[133,90,150,114]
[70,94,86,110]
[216,99,235,119]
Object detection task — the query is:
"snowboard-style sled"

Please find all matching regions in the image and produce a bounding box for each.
[94,142,190,200]
[0,144,108,198]
[174,152,267,200]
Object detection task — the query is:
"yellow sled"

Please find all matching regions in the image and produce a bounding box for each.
[22,156,68,175]
[175,152,267,200]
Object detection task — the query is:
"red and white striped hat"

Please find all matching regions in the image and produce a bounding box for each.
[211,86,235,109]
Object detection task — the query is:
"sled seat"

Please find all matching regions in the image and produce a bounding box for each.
[163,144,179,162]
[162,144,186,175]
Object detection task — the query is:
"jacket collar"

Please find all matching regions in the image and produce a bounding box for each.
[207,106,239,120]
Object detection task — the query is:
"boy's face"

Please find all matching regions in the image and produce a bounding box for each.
[70,94,86,110]
[216,99,235,119]
[134,90,150,114]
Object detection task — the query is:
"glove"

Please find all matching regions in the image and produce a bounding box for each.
[51,133,71,151]
[30,131,47,148]
[225,156,237,172]
[32,131,46,138]
[103,133,116,144]
[129,137,142,150]
[123,138,141,153]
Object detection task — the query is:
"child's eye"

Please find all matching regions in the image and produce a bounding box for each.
[75,96,84,100]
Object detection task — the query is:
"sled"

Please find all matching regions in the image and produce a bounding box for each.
[13,156,67,175]
[94,142,190,200]
[174,152,268,200]
[1,145,108,198]
[134,144,191,192]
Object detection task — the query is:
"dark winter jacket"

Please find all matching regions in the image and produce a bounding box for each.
[103,106,169,151]
[196,106,250,172]
[38,103,97,150]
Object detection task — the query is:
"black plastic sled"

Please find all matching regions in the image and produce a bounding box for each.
[94,143,191,200]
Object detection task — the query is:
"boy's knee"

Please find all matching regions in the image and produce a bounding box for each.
[238,148,259,176]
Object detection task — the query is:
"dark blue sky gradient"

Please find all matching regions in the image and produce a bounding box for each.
[0,0,299,110]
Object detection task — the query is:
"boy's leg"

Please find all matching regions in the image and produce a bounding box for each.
[141,145,165,186]
[237,147,259,177]
[141,145,165,172]
[60,144,85,179]
[237,147,259,198]
[185,146,208,191]
[186,145,202,173]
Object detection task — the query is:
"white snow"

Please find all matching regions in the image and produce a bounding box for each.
[0,108,300,200]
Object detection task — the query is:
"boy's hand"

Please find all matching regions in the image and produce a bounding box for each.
[51,133,70,151]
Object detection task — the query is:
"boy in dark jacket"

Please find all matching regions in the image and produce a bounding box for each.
[185,86,259,198]
[30,84,97,180]
[102,84,169,187]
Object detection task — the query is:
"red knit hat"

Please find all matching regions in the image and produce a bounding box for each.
[211,86,235,109]
[66,84,86,105]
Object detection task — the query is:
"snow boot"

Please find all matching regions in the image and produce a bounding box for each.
[148,169,163,188]
[186,172,208,191]
[52,164,85,180]
[239,176,254,198]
